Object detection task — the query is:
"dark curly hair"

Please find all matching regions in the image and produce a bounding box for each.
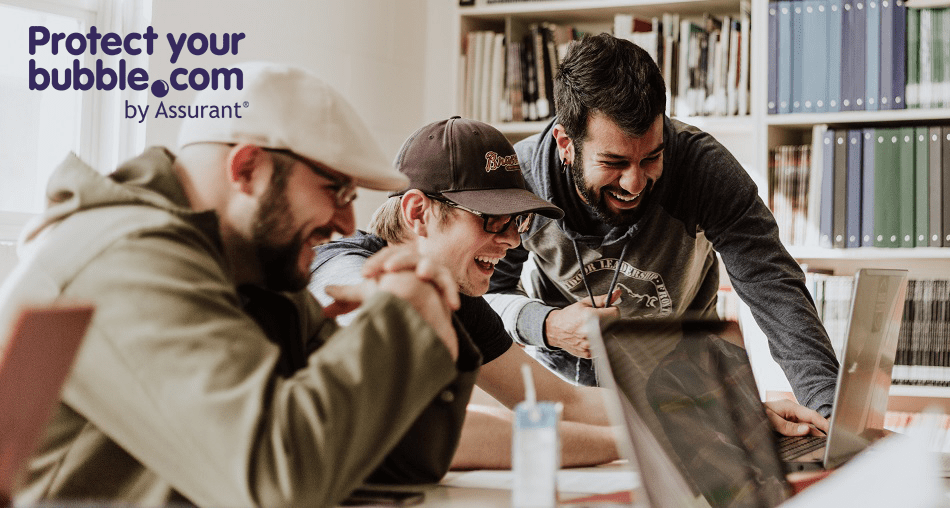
[554,33,666,143]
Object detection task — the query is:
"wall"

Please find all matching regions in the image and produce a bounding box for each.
[146,0,431,228]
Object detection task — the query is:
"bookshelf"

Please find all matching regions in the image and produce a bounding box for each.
[452,1,950,404]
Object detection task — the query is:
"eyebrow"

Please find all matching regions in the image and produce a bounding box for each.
[596,143,665,160]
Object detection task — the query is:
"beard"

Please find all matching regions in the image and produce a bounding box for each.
[252,173,311,292]
[570,145,653,228]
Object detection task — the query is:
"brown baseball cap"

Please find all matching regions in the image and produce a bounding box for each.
[392,117,564,219]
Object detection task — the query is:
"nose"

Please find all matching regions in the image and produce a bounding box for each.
[497,221,522,249]
[331,202,356,237]
[618,166,648,194]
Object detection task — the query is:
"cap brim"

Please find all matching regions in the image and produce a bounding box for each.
[441,188,564,219]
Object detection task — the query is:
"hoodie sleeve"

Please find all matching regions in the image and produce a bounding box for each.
[667,123,838,416]
[57,227,469,508]
[486,245,559,350]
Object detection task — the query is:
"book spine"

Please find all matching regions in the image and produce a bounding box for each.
[915,126,930,246]
[846,129,863,247]
[861,128,876,246]
[899,127,916,247]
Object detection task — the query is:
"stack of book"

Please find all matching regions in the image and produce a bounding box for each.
[893,279,950,386]
[906,7,950,109]
[769,124,950,249]
[805,273,950,387]
[769,144,813,246]
[767,0,912,113]
[457,7,753,123]
[610,7,753,118]
[459,24,576,124]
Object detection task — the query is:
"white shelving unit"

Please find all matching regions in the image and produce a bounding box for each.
[453,0,950,407]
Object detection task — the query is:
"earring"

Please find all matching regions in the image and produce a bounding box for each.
[561,158,571,173]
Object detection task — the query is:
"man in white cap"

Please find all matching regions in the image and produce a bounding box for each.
[0,62,472,507]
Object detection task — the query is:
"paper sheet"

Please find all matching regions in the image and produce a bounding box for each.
[443,468,639,495]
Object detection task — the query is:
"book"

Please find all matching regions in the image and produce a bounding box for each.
[915,126,930,246]
[739,3,752,115]
[801,0,824,112]
[807,124,829,245]
[930,126,943,246]
[777,0,793,113]
[891,0,908,108]
[880,0,897,109]
[833,130,848,248]
[791,1,805,112]
[820,128,836,247]
[875,128,901,247]
[768,1,779,114]
[865,0,881,110]
[489,32,506,123]
[906,7,920,108]
[944,126,950,245]
[827,0,845,111]
[899,126,916,247]
[840,0,856,110]
[920,8,933,108]
[852,0,868,110]
[846,129,863,247]
[861,128,877,246]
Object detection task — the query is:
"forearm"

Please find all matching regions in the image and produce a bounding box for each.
[450,405,619,470]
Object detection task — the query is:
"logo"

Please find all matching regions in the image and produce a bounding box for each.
[27,26,248,122]
[485,151,519,173]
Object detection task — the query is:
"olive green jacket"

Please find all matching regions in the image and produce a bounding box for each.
[0,148,479,507]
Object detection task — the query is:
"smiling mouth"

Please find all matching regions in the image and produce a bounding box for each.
[474,255,501,272]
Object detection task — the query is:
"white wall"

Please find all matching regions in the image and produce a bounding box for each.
[146,0,433,228]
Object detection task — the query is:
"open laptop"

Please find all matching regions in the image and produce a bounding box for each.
[776,268,908,471]
[0,305,94,501]
[588,269,908,507]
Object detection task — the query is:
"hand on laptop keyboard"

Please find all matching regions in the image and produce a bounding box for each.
[764,399,829,436]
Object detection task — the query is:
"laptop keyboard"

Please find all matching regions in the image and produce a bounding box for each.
[777,435,826,460]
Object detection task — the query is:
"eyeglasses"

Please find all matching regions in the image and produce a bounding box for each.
[266,149,358,208]
[425,194,533,235]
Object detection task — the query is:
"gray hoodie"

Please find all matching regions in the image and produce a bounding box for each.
[486,117,839,415]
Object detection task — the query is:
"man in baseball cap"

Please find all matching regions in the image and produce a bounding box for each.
[310,117,622,470]
[1,62,475,507]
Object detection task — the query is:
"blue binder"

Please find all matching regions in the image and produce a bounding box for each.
[827,0,844,111]
[865,0,881,111]
[847,129,863,248]
[839,0,855,110]
[861,128,876,246]
[891,0,907,109]
[791,0,805,112]
[879,0,895,109]
[801,0,824,112]
[778,0,793,114]
[768,1,780,114]
[851,0,867,110]
[820,129,836,248]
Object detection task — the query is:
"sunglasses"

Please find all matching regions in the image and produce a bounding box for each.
[425,194,534,235]
[266,149,358,208]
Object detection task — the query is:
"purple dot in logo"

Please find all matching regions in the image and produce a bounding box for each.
[150,79,169,98]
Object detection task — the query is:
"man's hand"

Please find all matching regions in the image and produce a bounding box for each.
[544,289,621,358]
[764,399,830,436]
[324,245,461,360]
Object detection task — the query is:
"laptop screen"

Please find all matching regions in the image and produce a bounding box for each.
[590,318,791,508]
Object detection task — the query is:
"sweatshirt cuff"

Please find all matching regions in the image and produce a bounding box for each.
[515,301,560,350]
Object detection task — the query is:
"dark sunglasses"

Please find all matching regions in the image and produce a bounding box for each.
[425,194,533,234]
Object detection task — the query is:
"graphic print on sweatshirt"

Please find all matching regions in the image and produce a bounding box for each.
[564,258,673,318]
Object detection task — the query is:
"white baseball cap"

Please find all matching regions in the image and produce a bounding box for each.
[177,61,408,191]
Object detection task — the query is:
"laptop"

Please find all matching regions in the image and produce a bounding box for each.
[777,268,908,471]
[590,318,791,508]
[587,269,908,507]
[0,305,94,501]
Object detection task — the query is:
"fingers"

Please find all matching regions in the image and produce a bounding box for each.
[322,284,367,319]
[766,408,811,436]
[764,399,830,436]
[362,245,419,278]
[413,257,461,311]
[592,288,623,308]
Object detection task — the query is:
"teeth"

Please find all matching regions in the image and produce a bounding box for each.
[609,190,639,202]
[474,256,500,266]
